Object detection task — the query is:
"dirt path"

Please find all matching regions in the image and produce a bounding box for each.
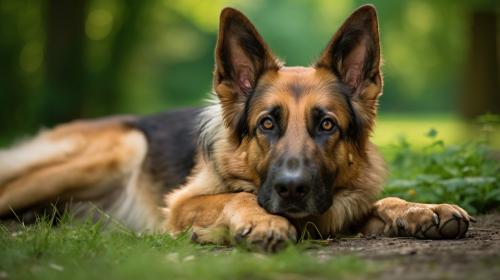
[316,213,500,279]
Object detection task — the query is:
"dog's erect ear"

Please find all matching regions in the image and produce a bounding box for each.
[315,5,381,97]
[315,5,381,146]
[214,8,279,94]
[213,8,280,141]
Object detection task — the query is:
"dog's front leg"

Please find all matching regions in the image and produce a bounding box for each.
[361,197,475,239]
[166,192,297,252]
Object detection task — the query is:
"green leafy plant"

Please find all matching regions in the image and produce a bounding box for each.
[384,117,500,214]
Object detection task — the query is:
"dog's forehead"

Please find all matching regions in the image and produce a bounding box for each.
[251,66,343,111]
[276,66,317,82]
[273,66,337,88]
[256,66,338,101]
[278,66,315,74]
[251,66,345,115]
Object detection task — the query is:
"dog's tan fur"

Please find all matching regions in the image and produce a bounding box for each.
[0,117,167,231]
[0,5,473,251]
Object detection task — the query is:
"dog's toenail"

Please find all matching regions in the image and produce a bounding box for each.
[432,213,440,225]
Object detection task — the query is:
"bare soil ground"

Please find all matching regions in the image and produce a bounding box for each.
[316,213,500,279]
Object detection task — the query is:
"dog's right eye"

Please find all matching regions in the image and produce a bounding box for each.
[259,117,275,131]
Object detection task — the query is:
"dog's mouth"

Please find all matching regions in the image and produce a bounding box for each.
[277,199,333,218]
[278,206,311,219]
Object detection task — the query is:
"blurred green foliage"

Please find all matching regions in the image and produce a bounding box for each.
[0,0,498,143]
[384,117,500,214]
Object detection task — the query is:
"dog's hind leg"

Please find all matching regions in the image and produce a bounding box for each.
[0,117,147,219]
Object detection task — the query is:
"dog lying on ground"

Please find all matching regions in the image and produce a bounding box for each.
[0,5,473,252]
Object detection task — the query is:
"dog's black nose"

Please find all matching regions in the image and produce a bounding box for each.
[274,179,310,199]
[273,157,311,200]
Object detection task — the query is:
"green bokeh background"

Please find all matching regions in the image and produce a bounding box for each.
[0,0,498,146]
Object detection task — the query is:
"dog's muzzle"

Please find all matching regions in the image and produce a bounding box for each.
[258,156,331,218]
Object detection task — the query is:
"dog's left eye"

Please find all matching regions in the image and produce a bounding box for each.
[259,117,275,131]
[319,119,336,132]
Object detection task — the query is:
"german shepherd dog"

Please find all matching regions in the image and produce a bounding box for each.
[0,5,473,251]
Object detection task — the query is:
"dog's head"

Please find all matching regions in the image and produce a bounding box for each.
[213,5,382,218]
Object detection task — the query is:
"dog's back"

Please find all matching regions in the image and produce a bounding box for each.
[0,108,201,231]
[131,108,201,191]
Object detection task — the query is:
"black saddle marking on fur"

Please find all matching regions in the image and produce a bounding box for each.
[130,107,202,193]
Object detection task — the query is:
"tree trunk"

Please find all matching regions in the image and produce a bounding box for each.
[41,0,87,125]
[461,11,499,119]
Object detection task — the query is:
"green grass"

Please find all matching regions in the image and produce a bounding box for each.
[0,216,370,280]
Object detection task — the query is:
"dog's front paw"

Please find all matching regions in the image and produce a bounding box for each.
[231,213,297,252]
[372,197,475,239]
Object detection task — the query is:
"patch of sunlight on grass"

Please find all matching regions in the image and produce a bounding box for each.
[373,113,500,148]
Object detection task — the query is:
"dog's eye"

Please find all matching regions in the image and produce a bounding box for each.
[259,117,274,131]
[320,119,335,132]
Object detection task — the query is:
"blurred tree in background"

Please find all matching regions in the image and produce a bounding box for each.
[0,0,498,144]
